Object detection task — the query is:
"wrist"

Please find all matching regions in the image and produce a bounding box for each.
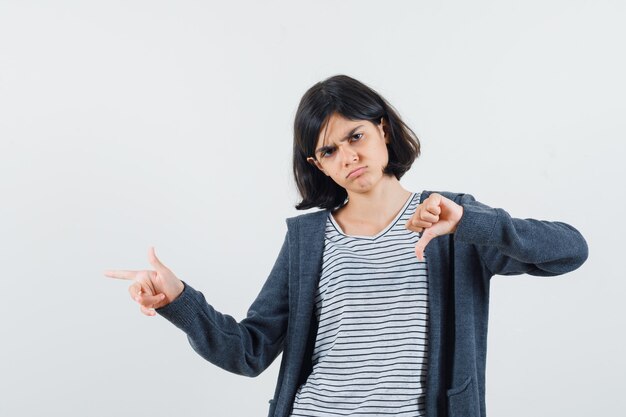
[171,280,185,302]
[451,205,464,233]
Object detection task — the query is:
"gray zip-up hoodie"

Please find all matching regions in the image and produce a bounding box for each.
[156,190,589,417]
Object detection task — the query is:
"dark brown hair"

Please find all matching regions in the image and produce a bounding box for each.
[293,74,421,210]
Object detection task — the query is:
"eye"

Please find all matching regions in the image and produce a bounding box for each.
[350,133,363,142]
[321,147,335,158]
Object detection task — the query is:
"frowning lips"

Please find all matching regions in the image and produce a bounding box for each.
[346,166,367,179]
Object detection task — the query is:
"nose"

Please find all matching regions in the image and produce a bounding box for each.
[338,144,358,165]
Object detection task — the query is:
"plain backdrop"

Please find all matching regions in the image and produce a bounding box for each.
[1,1,624,416]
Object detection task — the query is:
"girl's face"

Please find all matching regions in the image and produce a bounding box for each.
[307,113,390,196]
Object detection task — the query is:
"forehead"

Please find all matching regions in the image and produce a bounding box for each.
[316,113,370,147]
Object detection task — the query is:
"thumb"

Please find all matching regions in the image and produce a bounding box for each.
[148,246,168,271]
[414,229,438,261]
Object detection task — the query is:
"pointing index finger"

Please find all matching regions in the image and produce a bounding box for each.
[103,270,138,280]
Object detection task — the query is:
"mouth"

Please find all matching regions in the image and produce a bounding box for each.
[346,166,367,179]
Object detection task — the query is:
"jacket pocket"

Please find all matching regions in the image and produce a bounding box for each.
[446,376,480,417]
[267,399,277,417]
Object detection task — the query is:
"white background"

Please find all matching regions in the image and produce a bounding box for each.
[1,1,624,416]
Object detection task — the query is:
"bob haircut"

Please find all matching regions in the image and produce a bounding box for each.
[293,74,421,211]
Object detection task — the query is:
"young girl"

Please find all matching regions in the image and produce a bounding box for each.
[105,75,588,417]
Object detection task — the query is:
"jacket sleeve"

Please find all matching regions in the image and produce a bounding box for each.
[452,193,589,277]
[155,232,290,377]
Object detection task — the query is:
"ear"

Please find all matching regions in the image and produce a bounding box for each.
[307,157,327,175]
[380,117,390,144]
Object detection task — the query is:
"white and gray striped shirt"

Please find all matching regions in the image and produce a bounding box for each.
[289,192,429,417]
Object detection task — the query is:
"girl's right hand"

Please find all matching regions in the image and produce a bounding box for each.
[104,247,185,316]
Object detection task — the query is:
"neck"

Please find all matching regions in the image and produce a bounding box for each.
[340,175,412,222]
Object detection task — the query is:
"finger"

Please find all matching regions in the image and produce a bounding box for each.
[128,281,143,299]
[406,225,424,233]
[136,292,165,308]
[414,243,427,261]
[104,270,138,280]
[135,269,155,283]
[405,215,426,233]
[427,204,442,216]
[426,194,442,215]
[140,304,156,317]
[408,210,430,227]
[414,230,437,261]
[407,225,424,233]
[420,210,439,223]
[416,219,434,228]
[148,247,169,272]
[409,217,432,228]
[414,243,423,261]
[405,222,425,233]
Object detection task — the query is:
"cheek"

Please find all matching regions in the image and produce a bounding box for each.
[330,170,344,182]
[327,169,347,184]
[378,144,390,163]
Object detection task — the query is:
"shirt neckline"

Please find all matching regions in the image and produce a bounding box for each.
[328,192,417,240]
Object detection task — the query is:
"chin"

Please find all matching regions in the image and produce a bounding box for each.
[346,182,376,194]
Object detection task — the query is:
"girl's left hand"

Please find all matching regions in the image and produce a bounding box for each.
[405,193,464,261]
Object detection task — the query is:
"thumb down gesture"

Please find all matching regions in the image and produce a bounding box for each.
[405,193,464,261]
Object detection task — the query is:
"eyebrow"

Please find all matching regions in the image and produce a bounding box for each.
[314,125,364,155]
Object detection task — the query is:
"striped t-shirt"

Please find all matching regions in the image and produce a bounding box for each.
[289,192,429,417]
